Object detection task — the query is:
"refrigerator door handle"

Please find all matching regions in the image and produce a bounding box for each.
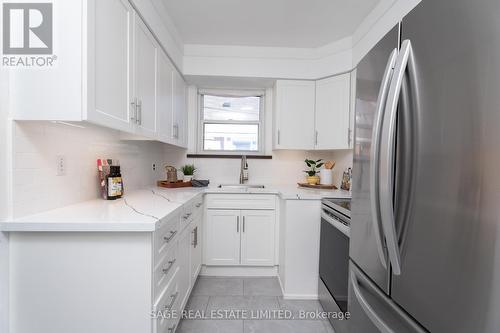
[350,271,396,333]
[379,40,415,275]
[370,48,399,269]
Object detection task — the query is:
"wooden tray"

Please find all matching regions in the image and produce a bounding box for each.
[157,180,192,188]
[297,183,338,190]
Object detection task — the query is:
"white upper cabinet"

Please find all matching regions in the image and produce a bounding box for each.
[9,0,187,148]
[273,80,316,150]
[273,73,353,151]
[133,14,158,138]
[172,70,187,148]
[315,73,351,150]
[91,0,134,132]
[156,52,174,143]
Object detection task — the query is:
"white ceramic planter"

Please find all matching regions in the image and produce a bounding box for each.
[319,169,333,185]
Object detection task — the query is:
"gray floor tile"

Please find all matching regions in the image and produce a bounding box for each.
[207,296,280,313]
[191,277,244,296]
[243,277,282,296]
[277,298,324,319]
[244,320,327,333]
[322,320,336,333]
[177,319,243,333]
[184,295,209,313]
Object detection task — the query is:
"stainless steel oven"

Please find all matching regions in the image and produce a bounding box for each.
[319,198,351,333]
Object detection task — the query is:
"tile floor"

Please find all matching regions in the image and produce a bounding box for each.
[177,277,335,333]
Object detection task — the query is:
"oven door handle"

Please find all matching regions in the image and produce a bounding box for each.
[321,211,350,238]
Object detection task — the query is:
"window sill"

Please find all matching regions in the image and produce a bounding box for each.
[186,154,272,159]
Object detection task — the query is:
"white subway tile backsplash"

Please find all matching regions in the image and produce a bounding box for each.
[11,121,164,218]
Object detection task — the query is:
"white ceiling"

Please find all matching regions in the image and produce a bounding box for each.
[162,0,381,48]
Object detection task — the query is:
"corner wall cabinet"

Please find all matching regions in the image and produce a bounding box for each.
[9,0,187,148]
[273,73,353,150]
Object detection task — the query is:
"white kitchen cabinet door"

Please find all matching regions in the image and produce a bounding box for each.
[273,80,316,150]
[133,14,158,138]
[190,215,202,285]
[177,227,191,310]
[204,210,240,266]
[156,51,174,144]
[240,210,275,266]
[90,0,134,132]
[172,71,187,148]
[315,74,351,149]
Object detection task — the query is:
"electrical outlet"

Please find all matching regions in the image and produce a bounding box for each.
[56,155,66,176]
[152,163,156,171]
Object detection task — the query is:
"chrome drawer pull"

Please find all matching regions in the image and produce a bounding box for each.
[163,230,177,243]
[195,203,202,208]
[164,292,179,311]
[162,259,176,274]
[167,324,176,332]
[183,213,192,219]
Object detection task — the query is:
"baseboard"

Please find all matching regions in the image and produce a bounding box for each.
[200,265,278,277]
[281,294,319,300]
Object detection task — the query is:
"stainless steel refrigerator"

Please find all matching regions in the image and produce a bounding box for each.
[349,0,500,332]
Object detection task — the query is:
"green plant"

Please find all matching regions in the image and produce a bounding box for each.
[303,159,324,176]
[180,164,196,176]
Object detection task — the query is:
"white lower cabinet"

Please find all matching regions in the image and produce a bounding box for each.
[204,208,276,267]
[177,227,192,312]
[205,210,241,265]
[240,210,276,266]
[190,214,202,284]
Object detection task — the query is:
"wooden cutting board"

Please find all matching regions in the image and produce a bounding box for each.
[297,183,338,190]
[157,180,192,188]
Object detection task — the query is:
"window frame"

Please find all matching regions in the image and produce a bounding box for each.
[197,91,265,155]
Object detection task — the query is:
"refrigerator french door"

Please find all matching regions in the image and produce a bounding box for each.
[349,0,500,332]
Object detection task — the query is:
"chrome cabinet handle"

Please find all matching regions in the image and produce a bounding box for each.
[242,216,245,233]
[183,212,192,219]
[130,97,137,122]
[379,40,416,276]
[315,130,318,146]
[162,259,176,274]
[163,292,179,311]
[195,203,202,208]
[163,230,177,243]
[369,48,398,270]
[277,129,281,145]
[191,226,198,247]
[350,271,394,333]
[137,100,142,125]
[236,216,240,233]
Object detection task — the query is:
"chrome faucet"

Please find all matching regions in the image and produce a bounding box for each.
[239,155,249,184]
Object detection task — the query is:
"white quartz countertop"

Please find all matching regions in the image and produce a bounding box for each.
[0,185,349,232]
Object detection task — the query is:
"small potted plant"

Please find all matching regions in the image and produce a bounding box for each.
[304,159,323,185]
[180,164,196,182]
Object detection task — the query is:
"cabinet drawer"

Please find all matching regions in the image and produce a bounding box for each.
[153,269,180,333]
[153,245,178,303]
[206,194,276,210]
[154,212,181,264]
[180,195,204,228]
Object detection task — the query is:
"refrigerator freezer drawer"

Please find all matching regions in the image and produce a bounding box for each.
[348,262,428,333]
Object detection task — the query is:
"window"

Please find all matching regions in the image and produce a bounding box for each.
[199,93,264,154]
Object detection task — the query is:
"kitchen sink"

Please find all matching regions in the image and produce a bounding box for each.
[217,184,266,189]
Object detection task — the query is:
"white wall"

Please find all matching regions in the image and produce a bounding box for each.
[0,69,10,333]
[10,122,165,218]
[163,146,351,188]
